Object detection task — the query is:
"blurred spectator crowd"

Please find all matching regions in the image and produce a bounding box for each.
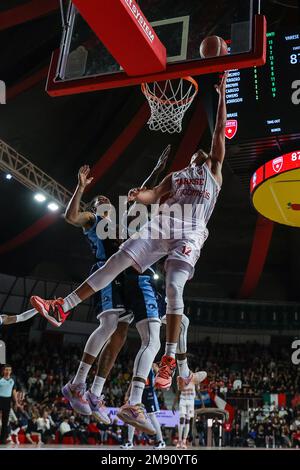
[0,336,299,447]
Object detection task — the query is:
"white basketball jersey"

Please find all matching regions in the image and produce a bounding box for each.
[180,381,196,403]
[160,163,220,240]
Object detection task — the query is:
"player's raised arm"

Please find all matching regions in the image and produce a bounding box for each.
[64,165,95,229]
[141,144,171,189]
[209,72,228,177]
[128,173,173,205]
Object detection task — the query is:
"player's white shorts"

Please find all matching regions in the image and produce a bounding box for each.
[179,400,195,419]
[120,217,208,280]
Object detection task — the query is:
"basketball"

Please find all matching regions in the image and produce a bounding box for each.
[200,35,228,59]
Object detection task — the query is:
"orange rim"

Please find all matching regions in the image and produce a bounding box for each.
[141,76,198,106]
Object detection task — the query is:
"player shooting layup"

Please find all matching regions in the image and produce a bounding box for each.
[31,73,227,389]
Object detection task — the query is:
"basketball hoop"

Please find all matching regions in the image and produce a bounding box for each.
[141,76,198,134]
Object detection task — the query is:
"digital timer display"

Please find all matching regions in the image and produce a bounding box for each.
[225,31,300,140]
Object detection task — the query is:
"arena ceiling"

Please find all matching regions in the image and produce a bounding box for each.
[0,0,300,302]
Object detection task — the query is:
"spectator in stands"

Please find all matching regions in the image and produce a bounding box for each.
[255,424,265,448]
[247,427,257,448]
[25,414,42,445]
[87,417,101,444]
[265,422,275,448]
[212,417,221,447]
[196,418,206,446]
[58,416,73,443]
[231,423,243,447]
[272,416,282,447]
[3,335,300,448]
[69,415,88,444]
[290,411,300,431]
[37,410,54,443]
[98,422,108,445]
[107,418,122,445]
[9,421,21,444]
[292,426,300,448]
[223,421,232,447]
[281,425,292,448]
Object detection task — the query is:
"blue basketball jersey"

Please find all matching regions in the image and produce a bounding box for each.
[83,215,119,263]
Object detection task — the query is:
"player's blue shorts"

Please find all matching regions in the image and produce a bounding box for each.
[91,262,125,314]
[123,268,160,324]
[142,387,160,414]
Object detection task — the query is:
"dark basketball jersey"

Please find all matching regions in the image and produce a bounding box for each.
[83,214,119,263]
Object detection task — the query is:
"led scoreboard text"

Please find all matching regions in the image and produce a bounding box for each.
[225,32,300,140]
[250,151,300,194]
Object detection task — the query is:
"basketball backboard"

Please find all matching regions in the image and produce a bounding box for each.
[47,0,266,96]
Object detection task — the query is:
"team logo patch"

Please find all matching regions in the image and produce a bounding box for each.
[146,303,156,310]
[225,120,238,140]
[182,246,192,256]
[272,156,283,173]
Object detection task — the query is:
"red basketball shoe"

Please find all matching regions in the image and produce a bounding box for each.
[154,355,176,390]
[30,296,70,327]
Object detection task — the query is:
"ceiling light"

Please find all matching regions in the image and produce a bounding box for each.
[48,202,59,212]
[34,193,46,203]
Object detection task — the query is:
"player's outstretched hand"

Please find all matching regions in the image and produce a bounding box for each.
[128,187,147,202]
[154,144,171,172]
[78,165,94,189]
[215,71,228,96]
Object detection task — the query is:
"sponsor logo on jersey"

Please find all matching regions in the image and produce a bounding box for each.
[175,178,204,186]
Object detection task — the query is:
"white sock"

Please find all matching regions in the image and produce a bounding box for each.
[183,422,190,439]
[165,342,177,358]
[149,413,163,442]
[129,380,145,405]
[128,425,134,443]
[179,422,184,441]
[91,376,106,397]
[16,309,37,323]
[177,358,190,378]
[63,292,81,313]
[72,361,91,385]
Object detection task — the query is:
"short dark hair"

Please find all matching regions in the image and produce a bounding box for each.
[1,364,12,374]
[87,195,110,214]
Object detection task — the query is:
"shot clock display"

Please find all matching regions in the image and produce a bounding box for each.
[225,31,300,141]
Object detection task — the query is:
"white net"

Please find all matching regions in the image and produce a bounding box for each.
[141,76,198,134]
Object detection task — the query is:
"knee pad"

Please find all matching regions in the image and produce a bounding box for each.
[133,319,161,379]
[136,319,161,355]
[166,280,184,314]
[84,313,119,357]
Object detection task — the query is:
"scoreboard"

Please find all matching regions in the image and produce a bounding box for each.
[225,31,300,141]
